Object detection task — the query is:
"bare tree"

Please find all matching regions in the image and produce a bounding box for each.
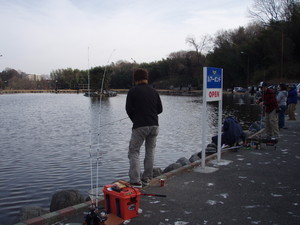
[248,0,297,24]
[185,34,212,63]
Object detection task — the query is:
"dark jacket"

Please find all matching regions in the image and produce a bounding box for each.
[287,87,298,104]
[126,84,163,129]
[212,116,245,146]
[224,117,245,144]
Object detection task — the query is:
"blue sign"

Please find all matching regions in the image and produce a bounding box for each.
[207,67,222,89]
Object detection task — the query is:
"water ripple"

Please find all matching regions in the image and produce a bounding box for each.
[0,93,260,224]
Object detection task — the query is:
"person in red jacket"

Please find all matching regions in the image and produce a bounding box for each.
[257,82,279,138]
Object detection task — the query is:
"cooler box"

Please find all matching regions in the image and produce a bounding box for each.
[103,184,141,220]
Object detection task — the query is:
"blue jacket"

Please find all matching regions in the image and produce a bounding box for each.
[287,88,298,104]
[222,117,246,145]
[212,116,246,146]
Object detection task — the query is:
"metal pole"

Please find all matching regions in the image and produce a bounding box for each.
[217,68,223,162]
[281,30,284,80]
[201,101,207,168]
[201,67,207,168]
[217,94,222,162]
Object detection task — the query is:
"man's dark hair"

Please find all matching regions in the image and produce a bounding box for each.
[280,83,287,90]
[133,68,148,82]
[259,81,268,87]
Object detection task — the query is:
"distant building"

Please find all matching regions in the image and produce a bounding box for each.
[27,74,42,81]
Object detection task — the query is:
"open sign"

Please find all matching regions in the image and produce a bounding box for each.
[204,67,223,102]
[209,90,220,98]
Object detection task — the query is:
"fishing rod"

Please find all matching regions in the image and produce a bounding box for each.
[95,49,116,207]
[257,83,264,140]
[98,117,129,128]
[110,181,167,198]
[221,145,242,151]
[102,184,167,198]
[140,193,167,198]
[87,47,95,206]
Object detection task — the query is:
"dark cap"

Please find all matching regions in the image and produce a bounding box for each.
[279,83,287,90]
[133,68,148,82]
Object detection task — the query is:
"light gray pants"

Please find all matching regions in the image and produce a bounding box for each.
[128,126,159,183]
[265,109,279,137]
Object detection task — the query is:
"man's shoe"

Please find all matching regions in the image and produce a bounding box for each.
[261,134,272,139]
[207,143,217,148]
[130,182,142,189]
[141,179,151,187]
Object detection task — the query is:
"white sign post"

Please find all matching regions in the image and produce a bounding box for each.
[201,67,223,170]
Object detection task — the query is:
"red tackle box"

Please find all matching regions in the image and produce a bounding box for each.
[103,184,141,220]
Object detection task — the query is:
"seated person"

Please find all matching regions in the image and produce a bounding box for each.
[212,116,246,147]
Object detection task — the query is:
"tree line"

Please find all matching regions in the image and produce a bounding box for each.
[1,0,299,91]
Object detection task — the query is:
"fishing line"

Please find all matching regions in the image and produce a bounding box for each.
[87,47,95,205]
[258,85,264,139]
[98,117,129,128]
[95,49,116,207]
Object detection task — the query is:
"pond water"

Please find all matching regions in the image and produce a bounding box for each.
[0,93,260,224]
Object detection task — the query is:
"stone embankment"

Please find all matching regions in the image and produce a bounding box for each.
[0,89,81,94]
[14,129,255,225]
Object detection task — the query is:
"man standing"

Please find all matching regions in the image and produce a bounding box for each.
[276,83,288,128]
[287,84,297,120]
[257,82,279,138]
[126,68,163,188]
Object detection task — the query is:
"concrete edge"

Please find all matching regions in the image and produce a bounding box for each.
[16,154,223,225]
[15,140,250,225]
[14,199,104,225]
[148,152,222,187]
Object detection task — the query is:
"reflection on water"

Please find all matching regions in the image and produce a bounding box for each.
[222,94,261,127]
[0,93,260,224]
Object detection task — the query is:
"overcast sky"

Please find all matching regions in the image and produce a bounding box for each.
[0,0,254,75]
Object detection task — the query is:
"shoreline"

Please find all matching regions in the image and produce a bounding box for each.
[0,89,240,96]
